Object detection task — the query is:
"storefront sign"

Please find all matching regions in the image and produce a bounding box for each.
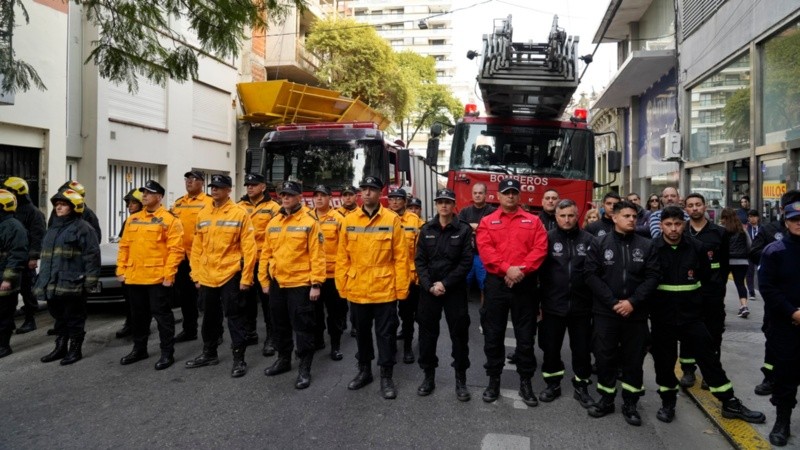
[762,182,786,199]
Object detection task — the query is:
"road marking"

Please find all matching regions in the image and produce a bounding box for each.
[481,434,531,450]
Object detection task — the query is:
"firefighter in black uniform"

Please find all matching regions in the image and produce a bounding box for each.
[414,188,473,401]
[650,205,765,425]
[537,199,596,408]
[0,189,29,358]
[538,189,559,231]
[584,200,659,426]
[48,181,102,241]
[678,192,729,388]
[584,192,620,237]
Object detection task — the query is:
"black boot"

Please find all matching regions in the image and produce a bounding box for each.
[403,339,415,364]
[539,382,562,403]
[588,395,616,418]
[0,335,10,358]
[483,376,501,403]
[115,321,132,338]
[330,335,343,361]
[262,337,276,357]
[174,330,198,343]
[573,385,597,409]
[657,394,677,423]
[769,406,792,447]
[721,397,766,423]
[348,364,373,390]
[155,351,175,370]
[621,398,642,426]
[264,354,291,376]
[185,344,219,368]
[60,332,85,366]
[417,369,435,396]
[16,315,36,334]
[295,354,313,389]
[120,347,149,365]
[231,346,247,378]
[455,370,471,402]
[244,331,258,347]
[380,366,397,399]
[41,335,69,363]
[679,368,696,388]
[755,368,775,396]
[519,377,538,407]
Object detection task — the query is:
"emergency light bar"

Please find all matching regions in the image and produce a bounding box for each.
[464,103,479,116]
[276,122,379,131]
[572,108,588,122]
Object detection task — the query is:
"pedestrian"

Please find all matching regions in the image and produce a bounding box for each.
[2,177,46,335]
[646,194,661,213]
[458,182,496,307]
[585,192,620,237]
[537,199,596,408]
[115,188,144,339]
[336,176,409,399]
[387,188,424,364]
[308,184,347,361]
[584,200,659,426]
[171,170,213,343]
[237,173,280,356]
[758,200,800,446]
[476,178,548,406]
[335,185,359,217]
[185,174,257,378]
[117,181,184,370]
[582,208,599,228]
[720,207,751,318]
[736,196,751,225]
[679,193,730,389]
[414,188,473,401]
[627,192,652,237]
[0,190,30,358]
[408,197,423,218]
[649,187,689,238]
[745,209,761,301]
[538,189,559,231]
[35,189,100,365]
[650,205,765,425]
[48,181,102,242]
[260,180,326,389]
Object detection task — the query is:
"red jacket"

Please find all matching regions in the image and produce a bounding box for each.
[476,207,548,276]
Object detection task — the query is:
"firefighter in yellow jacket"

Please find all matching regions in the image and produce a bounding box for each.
[170,170,213,342]
[387,188,425,364]
[237,173,280,356]
[117,181,184,370]
[336,176,409,399]
[185,174,257,378]
[259,180,326,389]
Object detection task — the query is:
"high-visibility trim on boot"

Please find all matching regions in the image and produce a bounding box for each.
[659,385,680,392]
[621,382,645,393]
[542,370,565,378]
[597,383,616,394]
[709,382,733,393]
[574,375,590,383]
[763,363,774,371]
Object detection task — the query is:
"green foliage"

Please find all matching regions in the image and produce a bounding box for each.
[0,0,46,93]
[763,28,800,134]
[722,87,750,146]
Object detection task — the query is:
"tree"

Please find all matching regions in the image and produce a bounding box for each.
[0,0,306,94]
[722,87,750,147]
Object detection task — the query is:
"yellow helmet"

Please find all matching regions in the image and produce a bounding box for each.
[123,188,143,204]
[0,189,18,213]
[61,180,86,197]
[50,189,85,214]
[3,177,29,196]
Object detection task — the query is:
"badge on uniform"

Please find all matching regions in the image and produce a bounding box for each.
[318,232,324,243]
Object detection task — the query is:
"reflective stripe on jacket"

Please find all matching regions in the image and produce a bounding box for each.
[190,199,257,287]
[171,192,213,258]
[34,215,99,300]
[116,206,184,284]
[259,205,326,288]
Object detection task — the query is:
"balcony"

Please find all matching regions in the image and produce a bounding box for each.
[264,38,322,86]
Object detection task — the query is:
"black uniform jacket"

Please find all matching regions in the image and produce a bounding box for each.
[539,226,593,317]
[684,221,729,291]
[15,195,46,260]
[650,235,712,325]
[749,219,786,265]
[415,216,473,293]
[585,230,660,321]
[35,214,100,301]
[584,215,614,237]
[758,233,800,324]
[0,213,29,294]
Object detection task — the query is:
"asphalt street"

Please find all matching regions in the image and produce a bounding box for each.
[0,282,773,449]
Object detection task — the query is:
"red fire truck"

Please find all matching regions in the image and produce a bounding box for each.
[428,15,620,215]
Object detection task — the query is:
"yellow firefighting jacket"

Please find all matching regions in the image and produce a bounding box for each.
[116,206,184,284]
[171,192,212,258]
[312,207,344,278]
[258,205,326,289]
[335,205,409,303]
[237,194,280,254]
[399,210,425,285]
[190,199,257,287]
[336,204,358,217]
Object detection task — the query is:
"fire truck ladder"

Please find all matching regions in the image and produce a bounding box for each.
[478,15,579,119]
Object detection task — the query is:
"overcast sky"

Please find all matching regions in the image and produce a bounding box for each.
[447,0,616,102]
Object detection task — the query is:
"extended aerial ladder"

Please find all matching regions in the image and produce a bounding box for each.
[477,15,580,119]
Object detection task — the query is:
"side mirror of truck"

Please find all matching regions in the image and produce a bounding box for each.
[397,148,410,172]
[607,150,622,173]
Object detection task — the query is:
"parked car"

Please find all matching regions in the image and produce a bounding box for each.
[87,242,124,302]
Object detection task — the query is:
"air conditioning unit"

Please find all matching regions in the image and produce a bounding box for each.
[660,131,682,161]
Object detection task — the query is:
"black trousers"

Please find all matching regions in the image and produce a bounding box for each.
[768,323,800,409]
[128,284,175,352]
[762,315,776,378]
[593,315,648,400]
[680,290,726,370]
[398,283,420,340]
[270,283,315,358]
[314,278,346,342]
[481,274,537,377]
[244,263,271,337]
[0,293,19,339]
[651,319,734,401]
[417,285,470,372]
[200,273,246,349]
[47,294,87,337]
[351,301,398,367]
[174,259,199,334]
[539,312,592,385]
[19,267,38,316]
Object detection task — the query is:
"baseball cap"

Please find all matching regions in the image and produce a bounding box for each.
[244,173,266,185]
[342,186,358,195]
[409,198,422,208]
[434,188,456,202]
[279,180,302,196]
[359,176,383,190]
[139,180,166,195]
[388,188,408,199]
[184,170,205,180]
[784,201,800,219]
[498,179,521,193]
[313,185,331,196]
[208,174,232,188]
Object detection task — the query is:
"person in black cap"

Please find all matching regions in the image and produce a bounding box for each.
[408,197,423,218]
[336,186,359,217]
[117,180,185,370]
[237,173,280,354]
[186,174,257,378]
[171,170,213,343]
[414,188,473,401]
[476,178,548,406]
[387,188,425,364]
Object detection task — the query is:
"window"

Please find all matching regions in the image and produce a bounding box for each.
[761,19,800,144]
[192,83,231,142]
[108,78,167,129]
[430,39,446,46]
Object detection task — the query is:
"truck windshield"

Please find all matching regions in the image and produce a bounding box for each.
[450,123,594,180]
[262,140,385,191]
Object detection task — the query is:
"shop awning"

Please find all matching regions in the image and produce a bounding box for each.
[592,50,676,109]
